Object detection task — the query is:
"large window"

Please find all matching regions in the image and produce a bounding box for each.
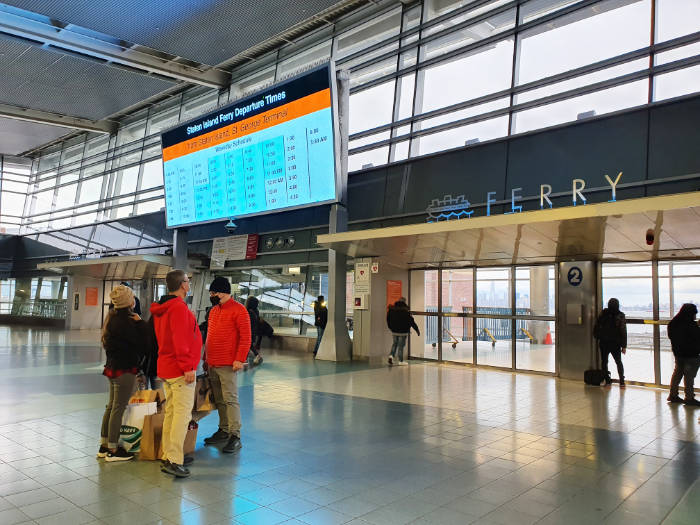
[410,264,556,372]
[20,0,700,234]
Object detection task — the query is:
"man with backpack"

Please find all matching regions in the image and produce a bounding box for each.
[594,298,627,387]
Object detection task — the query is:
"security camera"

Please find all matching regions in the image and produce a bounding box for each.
[225,219,238,233]
[645,228,654,246]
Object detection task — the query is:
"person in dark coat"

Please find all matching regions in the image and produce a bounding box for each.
[313,295,328,358]
[245,296,263,366]
[386,297,420,365]
[667,303,700,406]
[98,285,149,462]
[594,298,627,387]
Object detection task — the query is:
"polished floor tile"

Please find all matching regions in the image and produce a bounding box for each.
[0,326,698,524]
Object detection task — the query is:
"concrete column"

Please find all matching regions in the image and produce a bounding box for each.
[316,204,352,361]
[173,228,189,271]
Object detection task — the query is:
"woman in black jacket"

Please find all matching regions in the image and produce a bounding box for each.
[667,303,700,405]
[98,285,149,461]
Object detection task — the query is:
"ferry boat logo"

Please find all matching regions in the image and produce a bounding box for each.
[426,194,474,222]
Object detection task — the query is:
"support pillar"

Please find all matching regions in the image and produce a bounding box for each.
[316,205,352,361]
[173,228,189,271]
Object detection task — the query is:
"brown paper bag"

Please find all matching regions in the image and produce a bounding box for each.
[157,421,199,460]
[130,388,165,405]
[184,422,198,456]
[139,412,164,461]
[193,375,215,412]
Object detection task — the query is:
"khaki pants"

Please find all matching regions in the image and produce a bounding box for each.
[162,376,195,465]
[209,366,241,437]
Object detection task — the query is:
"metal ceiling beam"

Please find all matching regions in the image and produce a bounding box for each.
[0,10,229,89]
[0,102,117,134]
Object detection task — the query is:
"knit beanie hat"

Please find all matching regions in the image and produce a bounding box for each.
[110,285,134,310]
[209,276,231,294]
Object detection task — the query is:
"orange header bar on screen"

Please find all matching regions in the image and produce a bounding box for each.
[162,89,331,162]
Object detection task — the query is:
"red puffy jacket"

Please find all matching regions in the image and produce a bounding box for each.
[205,298,251,366]
[150,296,202,379]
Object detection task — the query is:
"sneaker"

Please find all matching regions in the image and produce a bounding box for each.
[684,398,700,407]
[388,355,393,365]
[96,445,109,459]
[161,460,190,478]
[105,447,134,462]
[619,380,626,388]
[668,395,684,403]
[204,428,229,445]
[183,455,194,466]
[223,435,242,454]
[398,361,408,366]
[253,355,263,366]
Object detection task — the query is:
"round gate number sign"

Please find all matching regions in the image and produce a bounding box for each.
[567,266,583,286]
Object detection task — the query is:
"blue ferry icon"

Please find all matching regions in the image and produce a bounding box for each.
[426,194,474,222]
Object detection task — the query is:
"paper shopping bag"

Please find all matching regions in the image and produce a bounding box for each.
[193,375,215,412]
[119,401,157,452]
[129,388,165,406]
[139,411,164,460]
[184,420,198,456]
[158,420,199,460]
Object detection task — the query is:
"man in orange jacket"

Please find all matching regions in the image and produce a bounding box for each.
[203,277,251,453]
[150,269,201,478]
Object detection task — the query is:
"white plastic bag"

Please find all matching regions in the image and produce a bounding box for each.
[119,401,157,452]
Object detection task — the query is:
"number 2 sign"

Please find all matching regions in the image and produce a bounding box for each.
[567,266,583,286]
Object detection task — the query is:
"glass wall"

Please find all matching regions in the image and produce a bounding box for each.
[410,264,556,373]
[16,0,700,234]
[601,260,700,386]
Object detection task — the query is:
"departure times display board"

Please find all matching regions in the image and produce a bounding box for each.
[161,65,337,228]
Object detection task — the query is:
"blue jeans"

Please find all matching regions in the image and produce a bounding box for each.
[390,335,407,361]
[314,328,325,355]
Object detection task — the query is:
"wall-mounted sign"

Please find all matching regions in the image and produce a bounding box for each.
[85,287,98,306]
[371,262,379,274]
[74,293,80,311]
[426,172,623,222]
[567,266,583,287]
[386,280,402,308]
[354,262,370,294]
[210,234,259,269]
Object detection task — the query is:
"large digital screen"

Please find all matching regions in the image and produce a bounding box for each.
[161,65,337,228]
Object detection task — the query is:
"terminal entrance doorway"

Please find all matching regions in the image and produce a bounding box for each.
[409,264,556,374]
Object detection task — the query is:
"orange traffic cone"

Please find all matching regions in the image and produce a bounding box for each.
[543,330,553,345]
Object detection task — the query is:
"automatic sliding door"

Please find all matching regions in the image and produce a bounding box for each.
[409,270,439,360]
[515,266,556,373]
[476,267,512,368]
[601,263,654,383]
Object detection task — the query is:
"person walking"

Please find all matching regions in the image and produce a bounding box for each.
[98,285,149,462]
[150,269,201,478]
[203,277,251,453]
[667,303,700,406]
[313,295,327,358]
[386,297,420,365]
[245,296,263,366]
[594,298,627,387]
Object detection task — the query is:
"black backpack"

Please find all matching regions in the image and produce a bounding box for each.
[595,310,621,343]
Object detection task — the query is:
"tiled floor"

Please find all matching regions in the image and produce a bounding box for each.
[0,326,698,525]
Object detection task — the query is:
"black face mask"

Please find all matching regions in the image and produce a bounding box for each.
[210,296,220,306]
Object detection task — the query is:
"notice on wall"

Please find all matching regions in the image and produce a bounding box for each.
[210,234,259,269]
[386,280,403,308]
[85,287,98,306]
[354,262,370,294]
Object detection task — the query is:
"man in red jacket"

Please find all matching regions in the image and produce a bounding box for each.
[150,269,201,478]
[203,276,251,453]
